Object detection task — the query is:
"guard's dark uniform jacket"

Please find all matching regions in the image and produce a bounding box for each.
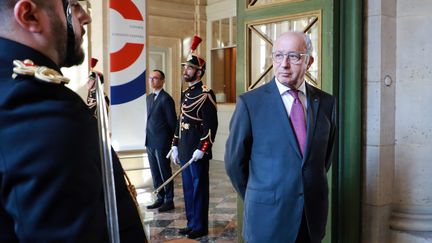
[172,80,218,233]
[172,81,218,161]
[0,37,146,242]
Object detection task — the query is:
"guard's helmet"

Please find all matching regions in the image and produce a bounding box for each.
[182,35,206,71]
[182,55,206,71]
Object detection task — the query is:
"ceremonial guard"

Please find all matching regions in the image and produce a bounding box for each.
[168,36,218,239]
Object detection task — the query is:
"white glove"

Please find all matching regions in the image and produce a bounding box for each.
[166,146,180,165]
[191,149,205,162]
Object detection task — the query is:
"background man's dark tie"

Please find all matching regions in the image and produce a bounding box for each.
[148,93,155,111]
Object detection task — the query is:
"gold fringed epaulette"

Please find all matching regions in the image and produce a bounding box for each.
[202,85,210,92]
[12,59,70,84]
[200,85,217,107]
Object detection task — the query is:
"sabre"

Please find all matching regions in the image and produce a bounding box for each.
[94,71,120,243]
[153,158,194,195]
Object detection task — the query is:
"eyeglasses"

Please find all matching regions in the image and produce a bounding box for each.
[67,0,85,13]
[272,52,309,65]
[148,77,160,81]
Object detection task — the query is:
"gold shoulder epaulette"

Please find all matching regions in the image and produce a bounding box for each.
[12,59,70,84]
[202,85,211,92]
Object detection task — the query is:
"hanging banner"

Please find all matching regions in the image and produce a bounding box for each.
[109,0,146,150]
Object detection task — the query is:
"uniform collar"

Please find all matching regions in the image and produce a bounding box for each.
[0,37,62,74]
[187,80,202,90]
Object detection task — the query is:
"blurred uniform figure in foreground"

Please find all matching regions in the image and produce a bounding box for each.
[0,0,147,242]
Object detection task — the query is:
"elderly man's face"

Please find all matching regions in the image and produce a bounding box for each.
[272,32,313,89]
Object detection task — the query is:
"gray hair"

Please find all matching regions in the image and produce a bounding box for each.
[304,33,313,54]
[273,31,313,54]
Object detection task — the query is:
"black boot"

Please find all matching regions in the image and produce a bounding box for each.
[146,200,163,209]
[158,202,175,212]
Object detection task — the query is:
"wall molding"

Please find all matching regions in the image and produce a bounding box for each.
[390,206,432,231]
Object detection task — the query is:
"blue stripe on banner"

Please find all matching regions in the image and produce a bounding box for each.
[110,70,146,105]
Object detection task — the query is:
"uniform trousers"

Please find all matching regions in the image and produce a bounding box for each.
[180,157,209,232]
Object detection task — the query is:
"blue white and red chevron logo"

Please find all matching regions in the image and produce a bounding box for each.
[109,0,146,105]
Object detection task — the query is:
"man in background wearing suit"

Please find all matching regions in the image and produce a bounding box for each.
[225,31,337,243]
[146,69,177,212]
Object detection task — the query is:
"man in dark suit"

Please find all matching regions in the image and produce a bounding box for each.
[168,53,218,239]
[145,69,177,212]
[0,1,146,242]
[225,31,337,243]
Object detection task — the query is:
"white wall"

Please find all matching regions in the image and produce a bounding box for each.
[363,0,396,241]
[212,104,235,161]
[391,0,432,241]
[206,0,237,162]
[364,0,432,242]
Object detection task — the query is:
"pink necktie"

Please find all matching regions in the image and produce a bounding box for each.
[288,89,307,155]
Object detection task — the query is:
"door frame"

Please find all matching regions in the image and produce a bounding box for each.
[333,1,362,242]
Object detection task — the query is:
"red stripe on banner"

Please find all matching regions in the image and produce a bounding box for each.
[109,0,143,21]
[110,43,144,72]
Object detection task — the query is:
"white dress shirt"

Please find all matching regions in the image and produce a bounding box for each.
[274,79,307,119]
[153,89,161,100]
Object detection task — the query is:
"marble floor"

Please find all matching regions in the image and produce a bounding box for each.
[136,160,238,243]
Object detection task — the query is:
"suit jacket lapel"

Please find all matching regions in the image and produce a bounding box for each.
[267,79,303,159]
[149,89,166,118]
[147,93,155,118]
[303,83,320,162]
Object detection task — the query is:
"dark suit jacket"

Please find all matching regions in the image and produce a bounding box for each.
[145,89,177,149]
[0,38,146,242]
[225,79,336,243]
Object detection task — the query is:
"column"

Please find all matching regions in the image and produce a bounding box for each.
[363,0,396,242]
[389,0,432,242]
